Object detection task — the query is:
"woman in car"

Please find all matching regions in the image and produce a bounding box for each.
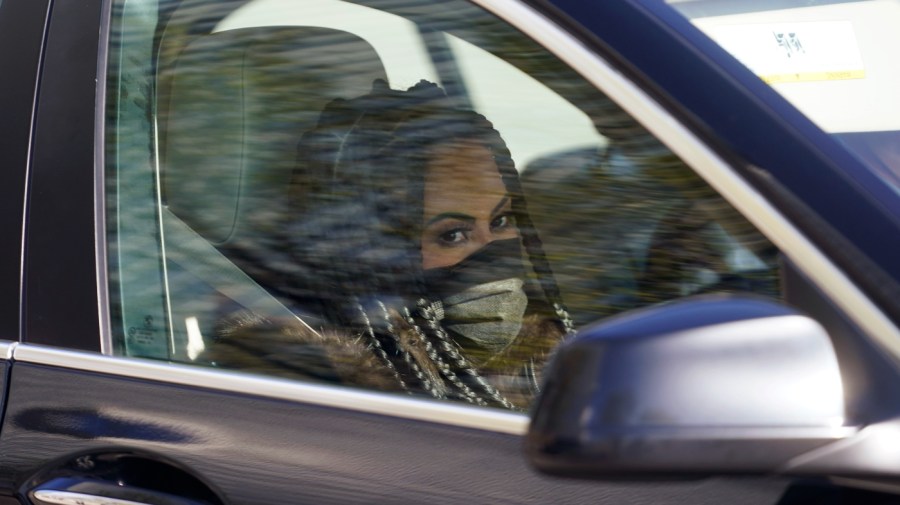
[212,79,572,410]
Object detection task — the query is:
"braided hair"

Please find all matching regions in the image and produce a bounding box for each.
[285,79,572,409]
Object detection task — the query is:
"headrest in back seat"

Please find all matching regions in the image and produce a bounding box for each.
[161,26,388,246]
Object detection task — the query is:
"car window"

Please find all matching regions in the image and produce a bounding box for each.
[106,0,781,410]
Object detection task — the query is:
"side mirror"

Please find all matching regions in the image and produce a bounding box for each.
[526,295,856,477]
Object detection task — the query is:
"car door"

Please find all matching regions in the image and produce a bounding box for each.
[3,0,898,504]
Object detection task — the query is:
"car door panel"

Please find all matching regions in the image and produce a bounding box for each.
[0,350,790,504]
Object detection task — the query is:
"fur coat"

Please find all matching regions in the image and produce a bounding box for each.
[204,307,565,411]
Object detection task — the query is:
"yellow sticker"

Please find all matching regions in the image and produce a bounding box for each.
[761,70,866,83]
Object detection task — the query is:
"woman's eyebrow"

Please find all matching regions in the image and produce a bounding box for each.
[491,195,511,217]
[425,212,475,227]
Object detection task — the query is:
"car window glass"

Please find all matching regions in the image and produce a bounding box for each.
[106,0,782,411]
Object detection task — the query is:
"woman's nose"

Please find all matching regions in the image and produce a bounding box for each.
[472,224,496,247]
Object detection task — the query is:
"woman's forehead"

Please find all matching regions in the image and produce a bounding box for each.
[425,141,500,186]
[422,141,508,218]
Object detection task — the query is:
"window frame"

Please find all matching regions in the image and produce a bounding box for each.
[0,0,52,343]
[22,0,105,351]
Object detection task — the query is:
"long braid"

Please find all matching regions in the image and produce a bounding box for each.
[376,301,445,399]
[356,301,408,392]
[413,301,489,406]
[487,115,571,329]
[417,300,517,410]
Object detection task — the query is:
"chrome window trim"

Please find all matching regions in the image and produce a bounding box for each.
[12,344,530,435]
[95,0,113,355]
[1,342,17,360]
[471,0,900,357]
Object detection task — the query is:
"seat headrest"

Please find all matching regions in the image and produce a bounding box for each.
[161,26,388,245]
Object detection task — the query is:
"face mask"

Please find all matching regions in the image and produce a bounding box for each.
[423,239,528,353]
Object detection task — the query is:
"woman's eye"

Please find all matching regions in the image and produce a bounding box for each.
[491,213,515,231]
[439,229,468,245]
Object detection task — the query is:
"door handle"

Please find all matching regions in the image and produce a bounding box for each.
[32,489,150,505]
[29,477,209,505]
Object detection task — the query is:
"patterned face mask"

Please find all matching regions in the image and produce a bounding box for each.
[422,238,528,353]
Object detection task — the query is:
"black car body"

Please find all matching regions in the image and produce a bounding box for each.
[1,0,899,503]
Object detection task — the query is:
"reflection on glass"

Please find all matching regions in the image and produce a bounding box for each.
[106,0,783,411]
[208,80,571,410]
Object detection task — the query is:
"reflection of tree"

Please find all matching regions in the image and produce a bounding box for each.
[157,25,387,246]
[113,1,394,357]
[386,0,786,325]
[107,4,173,358]
[522,146,672,324]
[522,137,780,327]
[113,0,783,362]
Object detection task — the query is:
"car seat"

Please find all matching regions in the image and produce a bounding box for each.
[157,26,389,356]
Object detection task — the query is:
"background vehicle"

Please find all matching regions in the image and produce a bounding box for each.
[0,0,898,503]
